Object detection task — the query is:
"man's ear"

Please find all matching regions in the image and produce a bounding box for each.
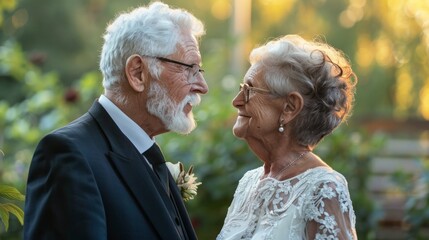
[125,54,146,92]
[281,92,304,124]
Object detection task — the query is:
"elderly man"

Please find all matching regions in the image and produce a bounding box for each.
[23,2,207,240]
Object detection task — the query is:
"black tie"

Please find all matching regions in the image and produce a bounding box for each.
[143,143,170,194]
[143,143,188,239]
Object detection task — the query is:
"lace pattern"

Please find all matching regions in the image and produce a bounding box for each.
[217,166,357,240]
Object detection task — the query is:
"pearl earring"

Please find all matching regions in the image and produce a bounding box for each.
[278,123,284,133]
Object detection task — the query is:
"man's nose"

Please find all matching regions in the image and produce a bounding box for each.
[190,74,208,94]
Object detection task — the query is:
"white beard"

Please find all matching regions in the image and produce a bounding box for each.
[147,81,201,134]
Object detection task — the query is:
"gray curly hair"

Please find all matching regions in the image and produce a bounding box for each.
[250,35,357,146]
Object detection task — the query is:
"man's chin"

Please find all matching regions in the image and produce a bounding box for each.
[173,127,195,135]
[168,117,196,135]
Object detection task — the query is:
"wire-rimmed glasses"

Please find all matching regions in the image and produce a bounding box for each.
[239,83,271,103]
[143,55,204,77]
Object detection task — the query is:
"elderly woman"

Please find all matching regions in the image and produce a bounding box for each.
[217,35,358,240]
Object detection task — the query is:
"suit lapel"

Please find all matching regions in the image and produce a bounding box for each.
[88,101,181,240]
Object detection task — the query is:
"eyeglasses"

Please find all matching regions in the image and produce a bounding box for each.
[142,55,204,77]
[239,83,271,103]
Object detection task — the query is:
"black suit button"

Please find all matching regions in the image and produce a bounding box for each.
[175,217,180,225]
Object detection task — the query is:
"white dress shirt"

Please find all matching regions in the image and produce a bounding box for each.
[98,95,155,154]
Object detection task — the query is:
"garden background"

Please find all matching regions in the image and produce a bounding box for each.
[1,0,429,239]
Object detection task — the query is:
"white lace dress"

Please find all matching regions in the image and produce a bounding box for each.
[217,166,357,240]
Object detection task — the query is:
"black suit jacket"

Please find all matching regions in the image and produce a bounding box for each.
[24,101,197,240]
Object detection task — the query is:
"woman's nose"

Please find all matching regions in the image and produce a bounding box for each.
[232,91,244,108]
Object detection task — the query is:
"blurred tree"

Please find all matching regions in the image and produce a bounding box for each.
[3,0,107,84]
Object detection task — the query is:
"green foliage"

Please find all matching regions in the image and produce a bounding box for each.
[0,39,102,238]
[0,185,24,232]
[0,0,17,26]
[0,0,25,235]
[393,161,429,239]
[0,40,102,185]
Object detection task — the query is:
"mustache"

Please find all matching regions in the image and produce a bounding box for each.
[184,94,201,107]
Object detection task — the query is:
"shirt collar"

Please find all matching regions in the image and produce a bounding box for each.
[98,95,154,153]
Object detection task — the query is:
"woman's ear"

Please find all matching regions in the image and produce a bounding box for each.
[125,54,146,92]
[281,92,304,124]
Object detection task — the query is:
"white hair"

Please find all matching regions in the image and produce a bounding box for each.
[99,2,205,91]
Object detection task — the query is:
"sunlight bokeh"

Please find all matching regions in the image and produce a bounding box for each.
[211,0,231,20]
[374,34,394,67]
[339,0,365,28]
[395,68,414,117]
[257,0,295,24]
[356,34,374,70]
[420,80,429,120]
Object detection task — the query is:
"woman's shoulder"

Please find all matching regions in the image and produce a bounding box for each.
[302,166,348,186]
[300,167,353,202]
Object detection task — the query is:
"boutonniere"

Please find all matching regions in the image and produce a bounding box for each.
[166,162,201,201]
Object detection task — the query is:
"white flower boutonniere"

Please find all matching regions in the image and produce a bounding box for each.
[166,162,202,201]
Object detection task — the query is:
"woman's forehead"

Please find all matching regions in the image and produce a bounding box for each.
[244,65,260,83]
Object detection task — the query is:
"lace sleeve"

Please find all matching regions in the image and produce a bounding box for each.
[304,179,357,240]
